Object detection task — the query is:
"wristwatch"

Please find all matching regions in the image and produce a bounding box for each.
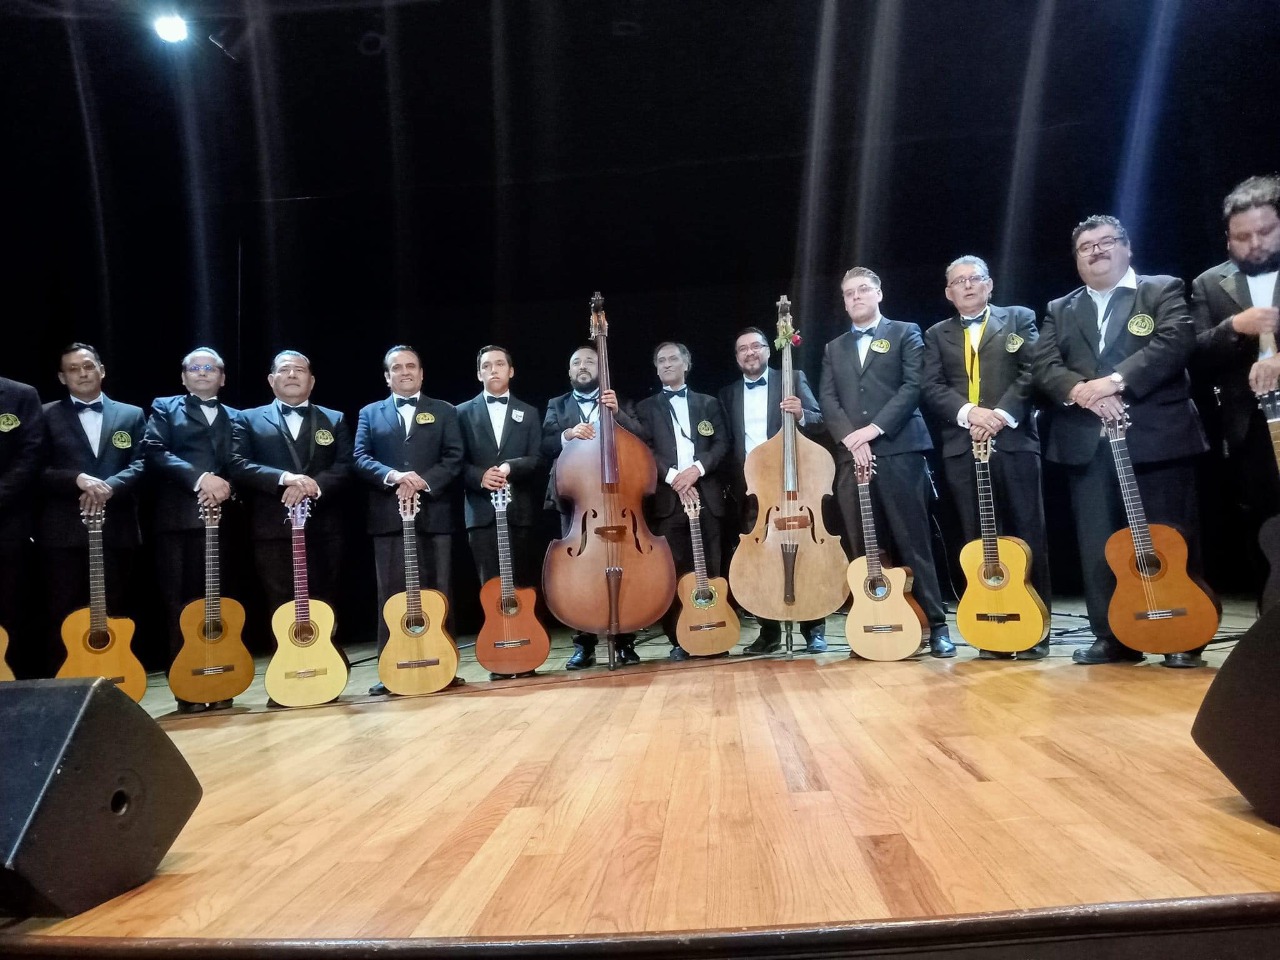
[1109,371,1125,389]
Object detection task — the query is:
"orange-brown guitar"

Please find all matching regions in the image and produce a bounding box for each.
[56,511,147,702]
[1102,413,1219,654]
[0,624,13,681]
[168,504,254,704]
[674,489,740,656]
[475,485,550,675]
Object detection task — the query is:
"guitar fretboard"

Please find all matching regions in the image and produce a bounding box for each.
[205,522,222,625]
[495,502,516,604]
[688,513,710,594]
[1107,428,1154,559]
[402,514,422,619]
[856,480,883,579]
[291,522,311,624]
[975,459,999,567]
[88,522,108,635]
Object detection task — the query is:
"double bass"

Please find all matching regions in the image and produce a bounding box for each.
[729,296,849,650]
[542,292,676,668]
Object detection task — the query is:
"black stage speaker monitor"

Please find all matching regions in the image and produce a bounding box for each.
[0,678,203,917]
[1192,605,1280,827]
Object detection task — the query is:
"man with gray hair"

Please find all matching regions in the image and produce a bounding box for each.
[922,257,1051,660]
[144,347,243,712]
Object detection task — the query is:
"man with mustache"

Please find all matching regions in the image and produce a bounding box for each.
[1033,216,1208,666]
[1190,175,1280,595]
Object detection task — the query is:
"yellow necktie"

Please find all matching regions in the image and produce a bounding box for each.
[963,307,991,405]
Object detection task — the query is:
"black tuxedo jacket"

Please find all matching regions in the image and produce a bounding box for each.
[0,377,44,544]
[354,395,463,535]
[717,368,824,473]
[143,395,241,533]
[456,393,544,529]
[634,388,730,518]
[1033,274,1207,466]
[1191,259,1280,449]
[39,395,146,549]
[540,391,648,510]
[229,401,353,540]
[819,317,933,460]
[921,305,1041,458]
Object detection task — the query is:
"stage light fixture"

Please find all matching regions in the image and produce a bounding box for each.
[154,15,189,43]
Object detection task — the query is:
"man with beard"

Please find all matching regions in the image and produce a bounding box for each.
[1033,215,1208,666]
[718,326,827,654]
[921,256,1051,660]
[541,344,647,669]
[1191,175,1280,593]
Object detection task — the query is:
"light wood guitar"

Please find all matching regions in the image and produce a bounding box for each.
[378,492,459,695]
[956,439,1049,653]
[0,625,13,682]
[168,504,254,704]
[1102,413,1220,654]
[55,511,147,702]
[845,457,925,661]
[674,489,740,656]
[265,498,348,707]
[475,486,550,676]
[1256,386,1280,614]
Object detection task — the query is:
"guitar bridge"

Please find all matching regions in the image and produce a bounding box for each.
[397,658,442,669]
[690,622,727,631]
[862,625,903,634]
[190,665,235,676]
[493,640,530,649]
[108,676,126,684]
[771,515,812,531]
[285,668,329,679]
[1134,608,1187,621]
[975,613,1022,623]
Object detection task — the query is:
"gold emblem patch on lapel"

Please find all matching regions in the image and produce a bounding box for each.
[1127,314,1155,336]
[111,431,132,449]
[697,420,715,437]
[315,429,334,446]
[870,339,890,354]
[415,411,434,425]
[1006,333,1025,353]
[0,414,19,433]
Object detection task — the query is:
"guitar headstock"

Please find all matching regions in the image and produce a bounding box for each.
[490,485,511,512]
[79,510,105,532]
[1260,389,1280,423]
[679,487,701,519]
[972,438,994,463]
[286,498,312,528]
[199,502,223,527]
[589,291,607,340]
[397,491,421,520]
[853,455,877,484]
[1102,407,1132,439]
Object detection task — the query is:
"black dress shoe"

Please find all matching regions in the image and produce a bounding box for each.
[804,634,828,654]
[566,645,596,670]
[1018,639,1051,661]
[929,630,956,658]
[489,672,515,681]
[208,699,234,711]
[977,649,1015,660]
[368,682,390,696]
[743,634,782,655]
[1072,638,1144,665]
[448,676,467,687]
[1161,652,1206,669]
[175,700,208,715]
[616,642,641,665]
[669,646,690,661]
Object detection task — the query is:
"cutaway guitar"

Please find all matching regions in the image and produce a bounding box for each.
[0,625,13,682]
[674,489,740,656]
[475,486,550,676]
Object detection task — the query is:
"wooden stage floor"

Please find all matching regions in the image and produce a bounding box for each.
[6,600,1280,950]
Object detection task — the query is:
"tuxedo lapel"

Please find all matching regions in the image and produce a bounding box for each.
[59,400,95,461]
[382,397,404,437]
[1220,267,1250,311]
[766,376,782,437]
[1069,293,1101,360]
[977,309,1009,358]
[1101,288,1136,355]
[494,400,517,459]
[470,396,498,454]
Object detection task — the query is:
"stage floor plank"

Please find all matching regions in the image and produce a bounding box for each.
[11,606,1280,942]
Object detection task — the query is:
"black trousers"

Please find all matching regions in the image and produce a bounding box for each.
[371,531,452,653]
[40,545,137,677]
[941,448,1052,613]
[253,535,342,636]
[467,523,539,590]
[155,529,224,660]
[1064,443,1202,647]
[833,452,946,630]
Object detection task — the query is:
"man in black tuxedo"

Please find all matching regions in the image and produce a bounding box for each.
[143,347,242,712]
[1191,175,1280,592]
[39,343,146,676]
[1033,215,1208,667]
[922,256,1052,660]
[0,375,44,678]
[457,345,544,677]
[718,326,827,654]
[635,342,730,660]
[354,345,463,693]
[820,268,953,657]
[229,350,352,644]
[541,344,647,669]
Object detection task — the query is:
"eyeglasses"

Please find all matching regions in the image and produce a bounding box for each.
[734,342,767,355]
[843,284,879,298]
[274,365,310,375]
[185,363,220,373]
[947,275,989,289]
[1075,235,1124,257]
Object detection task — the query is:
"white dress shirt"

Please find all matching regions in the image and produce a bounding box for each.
[1087,266,1138,349]
[394,393,420,435]
[1249,272,1279,359]
[662,389,705,485]
[485,392,509,447]
[280,402,310,440]
[955,318,1018,430]
[75,395,104,457]
[742,376,770,456]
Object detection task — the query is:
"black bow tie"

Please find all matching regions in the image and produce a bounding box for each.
[852,327,876,339]
[745,377,768,390]
[281,404,308,418]
[960,315,985,328]
[190,396,219,408]
[73,399,103,413]
[572,391,599,404]
[395,395,417,407]
[486,395,508,405]
[663,387,688,398]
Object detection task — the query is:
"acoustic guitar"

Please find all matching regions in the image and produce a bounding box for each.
[674,489,740,656]
[264,498,349,707]
[1102,413,1220,654]
[378,492,459,695]
[844,457,925,661]
[475,485,550,676]
[955,439,1049,653]
[0,625,13,682]
[168,503,254,705]
[55,511,147,702]
[1255,386,1280,613]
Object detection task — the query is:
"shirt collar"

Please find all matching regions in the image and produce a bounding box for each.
[1087,266,1138,300]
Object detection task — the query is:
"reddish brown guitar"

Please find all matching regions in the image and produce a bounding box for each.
[475,486,550,675]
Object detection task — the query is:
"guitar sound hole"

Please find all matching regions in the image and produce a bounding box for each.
[201,621,225,642]
[293,621,316,646]
[402,614,427,636]
[865,576,889,601]
[981,564,1006,588]
[87,629,111,652]
[500,597,520,617]
[1135,551,1163,578]
[693,587,716,608]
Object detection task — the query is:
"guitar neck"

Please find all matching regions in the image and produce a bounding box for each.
[402,514,422,618]
[87,523,108,634]
[595,322,619,484]
[688,513,710,593]
[205,523,222,621]
[291,522,311,623]
[1267,415,1280,475]
[857,480,882,578]
[495,504,516,601]
[975,459,999,566]
[1107,430,1154,555]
